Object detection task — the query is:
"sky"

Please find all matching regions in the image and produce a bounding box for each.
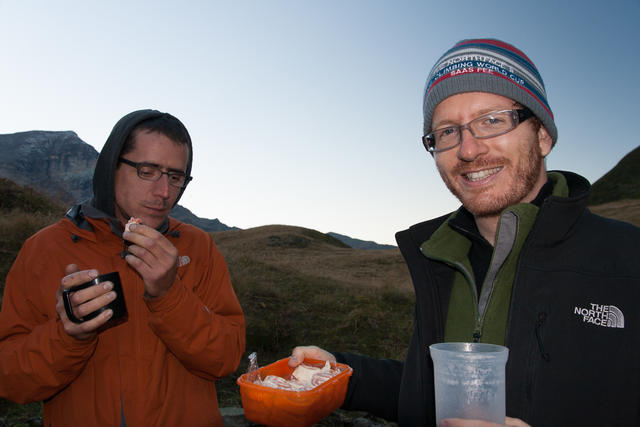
[1,1,639,245]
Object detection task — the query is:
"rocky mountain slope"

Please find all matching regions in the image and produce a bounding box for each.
[0,131,96,205]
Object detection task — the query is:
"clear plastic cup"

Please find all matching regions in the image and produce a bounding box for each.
[429,342,509,425]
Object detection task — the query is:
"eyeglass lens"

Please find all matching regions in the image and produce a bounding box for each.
[137,164,186,187]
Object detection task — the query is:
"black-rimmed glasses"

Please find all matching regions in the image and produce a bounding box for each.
[118,157,192,188]
[422,109,534,154]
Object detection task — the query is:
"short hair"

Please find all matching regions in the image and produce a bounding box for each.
[120,114,191,157]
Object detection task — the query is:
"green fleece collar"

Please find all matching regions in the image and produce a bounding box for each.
[548,171,569,198]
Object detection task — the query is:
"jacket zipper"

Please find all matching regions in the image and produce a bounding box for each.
[474,211,520,342]
[421,210,518,343]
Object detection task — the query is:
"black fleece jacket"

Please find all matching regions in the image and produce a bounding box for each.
[335,171,640,426]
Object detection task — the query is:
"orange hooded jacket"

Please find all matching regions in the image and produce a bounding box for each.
[0,213,245,426]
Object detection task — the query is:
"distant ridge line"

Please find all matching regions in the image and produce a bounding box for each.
[328,232,396,250]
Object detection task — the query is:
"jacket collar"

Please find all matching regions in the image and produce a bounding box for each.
[527,170,591,247]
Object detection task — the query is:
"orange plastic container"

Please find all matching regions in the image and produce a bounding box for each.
[236,357,353,427]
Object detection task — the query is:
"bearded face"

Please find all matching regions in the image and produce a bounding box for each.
[437,136,545,217]
[431,92,553,219]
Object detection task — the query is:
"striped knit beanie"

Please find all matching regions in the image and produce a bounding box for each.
[423,38,557,145]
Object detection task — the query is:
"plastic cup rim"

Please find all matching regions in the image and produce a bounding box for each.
[429,342,508,355]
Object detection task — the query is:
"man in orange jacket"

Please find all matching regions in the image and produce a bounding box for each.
[0,110,246,426]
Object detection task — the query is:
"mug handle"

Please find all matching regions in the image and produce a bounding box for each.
[62,289,84,324]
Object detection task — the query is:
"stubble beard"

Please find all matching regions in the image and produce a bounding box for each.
[438,141,544,218]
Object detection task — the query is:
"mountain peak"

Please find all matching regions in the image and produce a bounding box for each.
[0,130,98,205]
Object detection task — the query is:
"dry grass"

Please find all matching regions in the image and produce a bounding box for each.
[589,199,640,227]
[214,224,413,293]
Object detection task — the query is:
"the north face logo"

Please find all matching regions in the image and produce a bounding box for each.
[574,303,624,328]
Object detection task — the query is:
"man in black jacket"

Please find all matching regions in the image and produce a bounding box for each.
[290,38,640,426]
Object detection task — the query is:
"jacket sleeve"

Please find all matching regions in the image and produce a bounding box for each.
[0,239,98,403]
[333,352,403,421]
[144,233,245,380]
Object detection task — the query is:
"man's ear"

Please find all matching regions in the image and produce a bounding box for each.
[537,125,553,157]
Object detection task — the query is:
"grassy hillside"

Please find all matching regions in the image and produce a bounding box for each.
[211,225,414,413]
[0,179,66,425]
[589,145,640,205]
[587,145,640,227]
[0,179,66,301]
